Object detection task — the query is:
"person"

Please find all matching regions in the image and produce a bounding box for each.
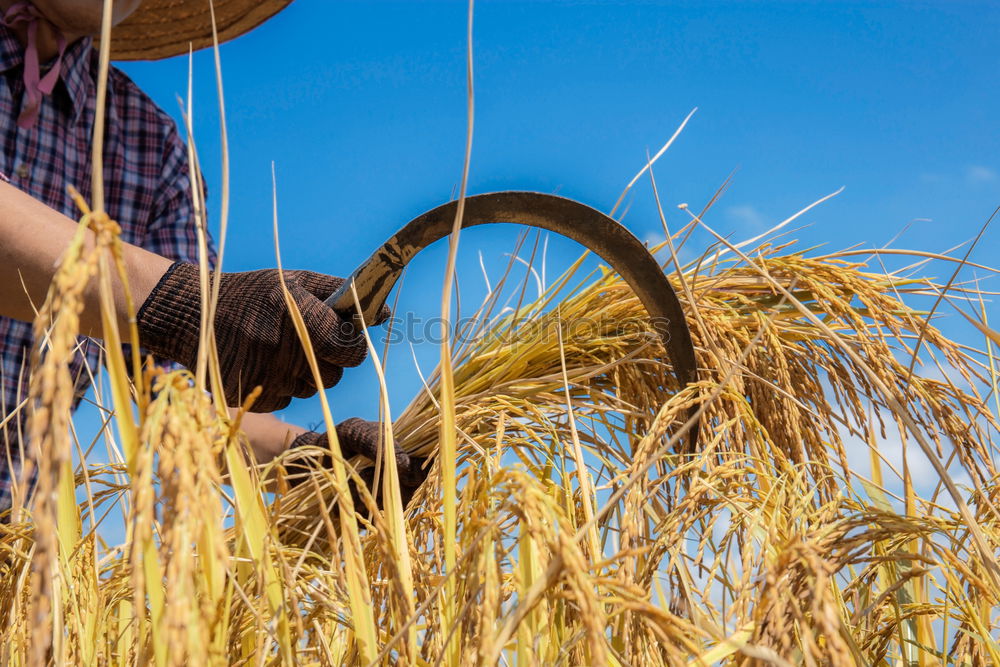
[0,0,426,514]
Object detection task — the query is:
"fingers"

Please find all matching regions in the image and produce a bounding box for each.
[286,430,363,489]
[249,392,291,414]
[285,363,343,401]
[397,454,429,488]
[316,362,345,390]
[336,418,428,488]
[399,476,425,509]
[336,418,380,459]
[293,284,369,368]
[286,419,428,510]
[284,431,331,487]
[291,271,346,300]
[288,381,319,401]
[293,271,393,328]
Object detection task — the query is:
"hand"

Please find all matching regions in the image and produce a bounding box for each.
[137,262,389,412]
[286,418,428,508]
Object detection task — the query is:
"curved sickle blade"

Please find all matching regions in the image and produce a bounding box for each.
[327,191,699,450]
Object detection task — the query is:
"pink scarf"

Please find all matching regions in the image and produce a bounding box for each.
[2,1,67,129]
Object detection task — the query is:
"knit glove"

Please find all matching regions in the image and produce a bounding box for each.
[286,418,428,508]
[137,262,388,412]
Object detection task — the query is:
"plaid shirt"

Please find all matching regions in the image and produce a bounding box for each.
[0,24,214,511]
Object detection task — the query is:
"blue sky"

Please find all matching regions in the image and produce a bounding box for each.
[102,0,1000,429]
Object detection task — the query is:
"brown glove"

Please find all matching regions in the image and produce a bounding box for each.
[286,418,428,508]
[137,262,388,412]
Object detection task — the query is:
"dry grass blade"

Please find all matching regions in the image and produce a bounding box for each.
[2,18,998,658]
[6,217,1000,663]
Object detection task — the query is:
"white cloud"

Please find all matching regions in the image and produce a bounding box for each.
[910,362,973,394]
[725,204,767,231]
[966,165,998,184]
[840,425,977,513]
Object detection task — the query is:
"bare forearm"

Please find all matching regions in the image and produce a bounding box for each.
[1,183,372,429]
[2,180,310,457]
[234,410,307,464]
[0,181,172,335]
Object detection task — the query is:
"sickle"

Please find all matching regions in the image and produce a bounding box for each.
[326,191,700,451]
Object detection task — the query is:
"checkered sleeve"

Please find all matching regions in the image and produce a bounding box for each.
[139,117,217,374]
[144,117,217,268]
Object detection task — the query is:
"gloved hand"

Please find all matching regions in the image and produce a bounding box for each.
[137,262,389,412]
[286,418,428,508]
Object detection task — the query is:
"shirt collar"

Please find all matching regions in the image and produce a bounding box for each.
[59,35,94,121]
[0,23,93,123]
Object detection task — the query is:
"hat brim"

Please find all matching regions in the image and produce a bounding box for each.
[110,0,293,61]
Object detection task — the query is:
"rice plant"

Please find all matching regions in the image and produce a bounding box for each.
[1,3,998,664]
[1,184,998,664]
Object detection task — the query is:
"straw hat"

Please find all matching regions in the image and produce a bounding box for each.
[110,0,293,61]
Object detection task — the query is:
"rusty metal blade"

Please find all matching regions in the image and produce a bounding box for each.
[327,191,699,450]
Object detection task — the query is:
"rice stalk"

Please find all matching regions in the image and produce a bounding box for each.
[3,117,999,663]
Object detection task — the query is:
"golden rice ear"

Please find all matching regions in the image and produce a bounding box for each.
[8,0,999,660]
[14,212,1000,663]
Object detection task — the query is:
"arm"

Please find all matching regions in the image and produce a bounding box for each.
[0,176,371,413]
[237,412,430,511]
[0,180,172,335]
[0,180,304,459]
[0,183,317,466]
[236,410,306,464]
